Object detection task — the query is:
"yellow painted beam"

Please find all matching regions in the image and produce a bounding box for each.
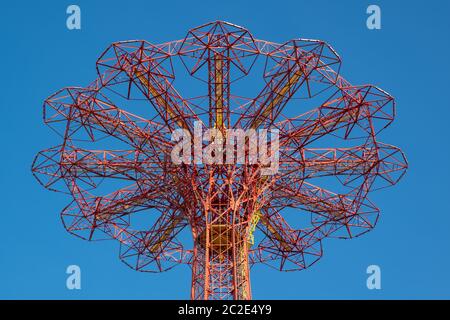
[135,70,189,130]
[149,215,184,253]
[251,70,303,129]
[215,57,224,130]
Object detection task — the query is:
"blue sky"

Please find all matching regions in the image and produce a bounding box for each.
[1,0,449,299]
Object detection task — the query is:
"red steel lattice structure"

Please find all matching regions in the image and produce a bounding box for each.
[32,21,407,300]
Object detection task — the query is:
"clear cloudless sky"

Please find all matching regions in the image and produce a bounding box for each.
[1,0,449,299]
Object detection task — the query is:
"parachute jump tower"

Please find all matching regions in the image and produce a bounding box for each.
[32,21,407,300]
